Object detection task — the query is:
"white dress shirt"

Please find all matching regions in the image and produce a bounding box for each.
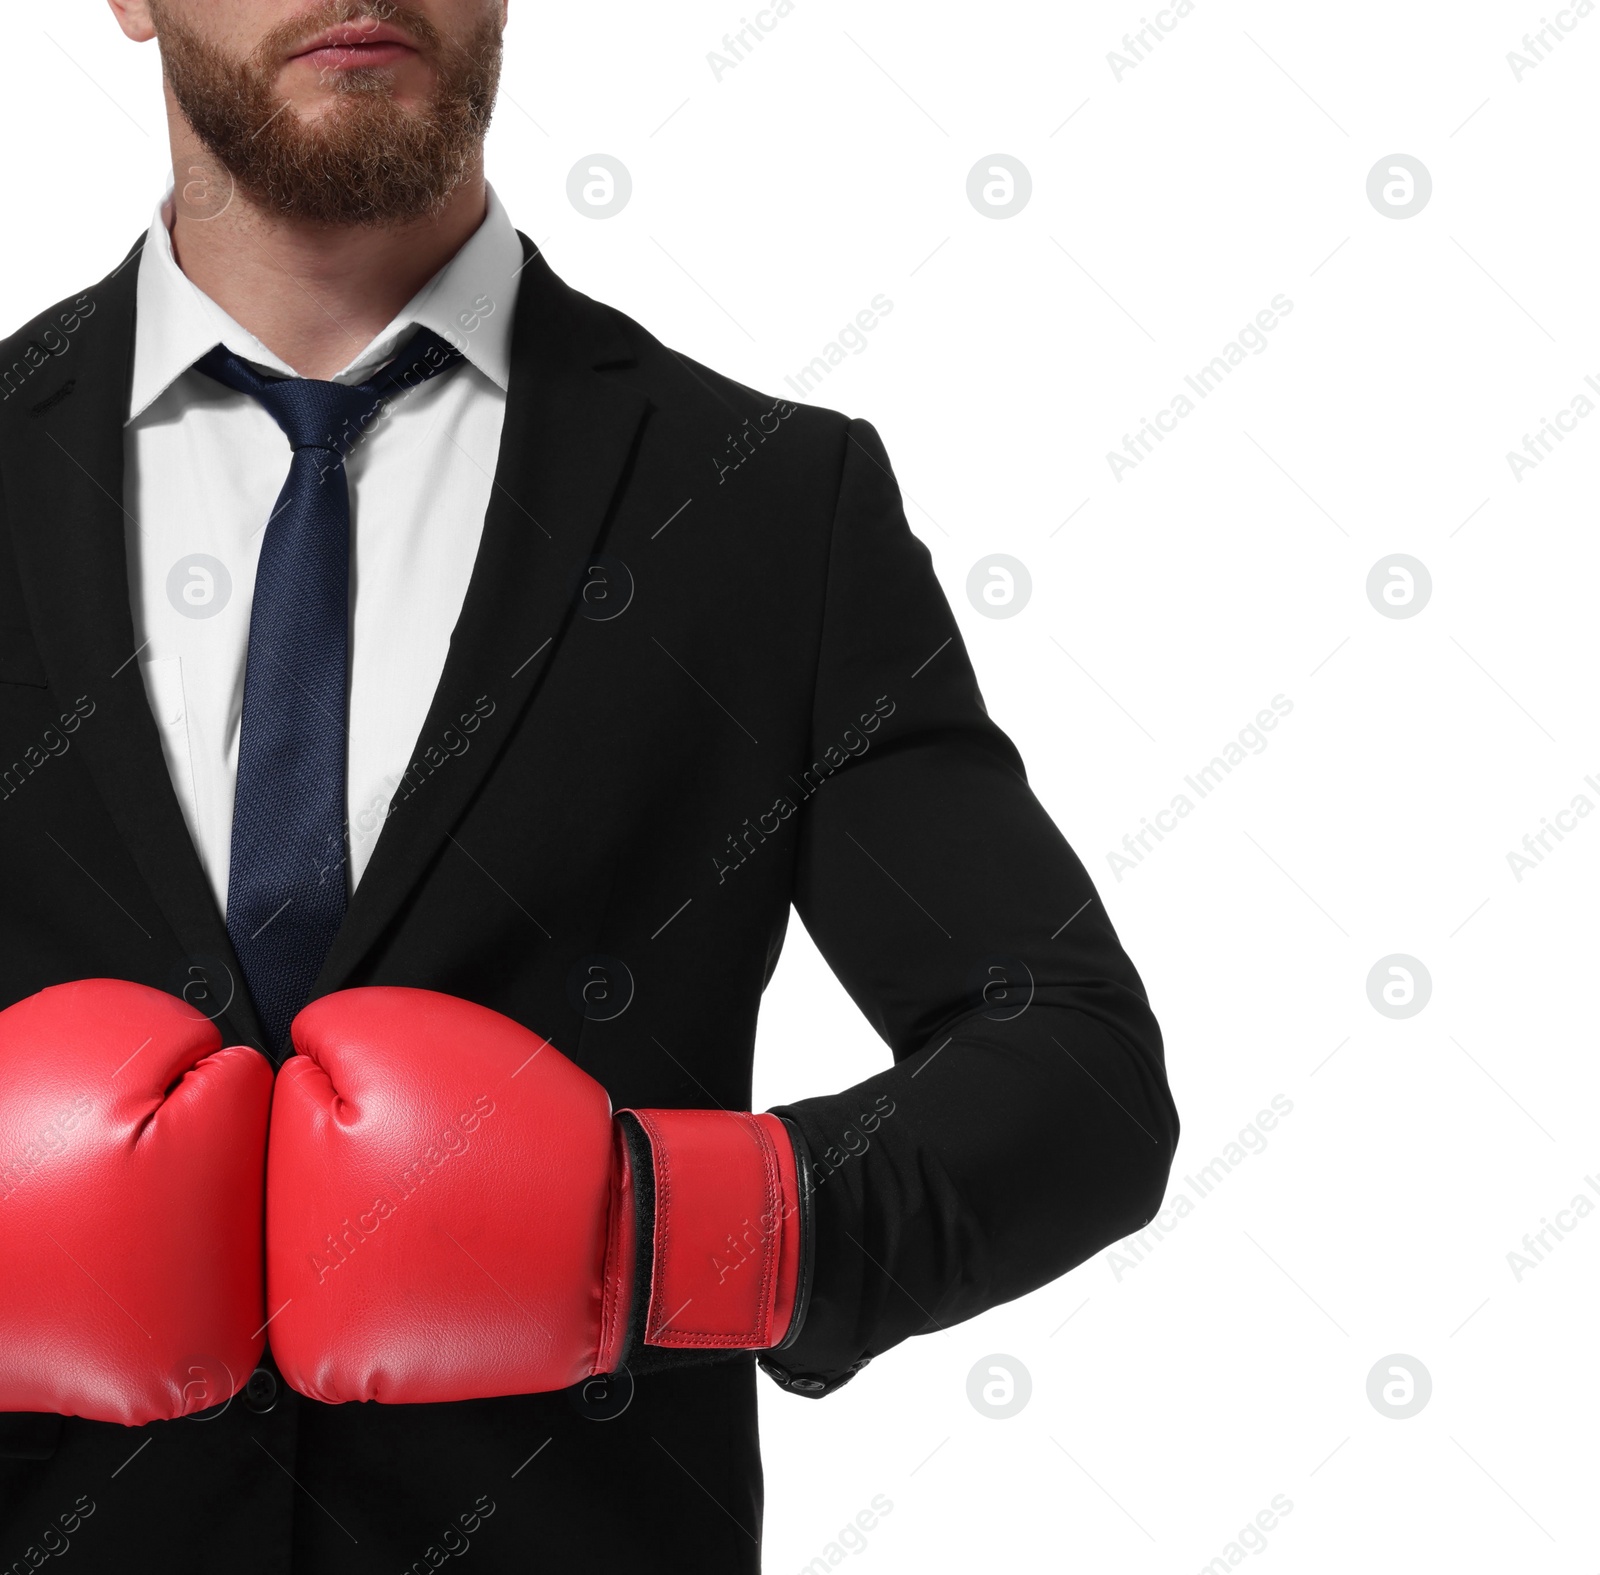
[124,181,523,912]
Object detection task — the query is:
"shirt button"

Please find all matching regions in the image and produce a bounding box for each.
[243,1367,278,1413]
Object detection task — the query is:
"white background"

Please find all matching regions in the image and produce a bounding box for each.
[7,3,1599,1571]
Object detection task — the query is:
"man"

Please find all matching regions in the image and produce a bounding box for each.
[0,2,1179,1569]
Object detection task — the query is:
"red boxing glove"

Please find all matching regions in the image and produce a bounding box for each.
[0,979,274,1424]
[265,987,808,1404]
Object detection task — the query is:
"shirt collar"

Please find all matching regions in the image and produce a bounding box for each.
[127,179,523,424]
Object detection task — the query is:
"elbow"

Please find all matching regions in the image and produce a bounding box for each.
[1129,1102,1179,1235]
[1124,1041,1180,1234]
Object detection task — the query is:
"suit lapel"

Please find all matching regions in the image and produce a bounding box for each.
[312,233,651,993]
[2,229,647,1032]
[0,236,268,1051]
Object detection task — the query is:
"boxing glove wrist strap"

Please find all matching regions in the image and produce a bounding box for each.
[606,1108,806,1368]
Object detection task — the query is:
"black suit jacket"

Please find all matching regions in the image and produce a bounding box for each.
[0,230,1179,1573]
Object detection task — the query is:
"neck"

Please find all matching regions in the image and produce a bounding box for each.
[165,118,487,382]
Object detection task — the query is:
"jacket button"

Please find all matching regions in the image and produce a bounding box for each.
[243,1367,278,1413]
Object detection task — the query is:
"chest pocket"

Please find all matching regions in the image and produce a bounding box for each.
[0,624,47,688]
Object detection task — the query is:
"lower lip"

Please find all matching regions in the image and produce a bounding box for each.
[294,41,415,70]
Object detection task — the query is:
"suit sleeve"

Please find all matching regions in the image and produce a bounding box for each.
[761,418,1180,1398]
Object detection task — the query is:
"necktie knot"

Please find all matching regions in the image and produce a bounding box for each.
[194,325,464,458]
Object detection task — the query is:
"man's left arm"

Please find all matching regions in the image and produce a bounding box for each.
[759,416,1180,1398]
[255,419,1177,1401]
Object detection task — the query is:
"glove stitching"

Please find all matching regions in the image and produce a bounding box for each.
[638,1110,672,1342]
[749,1113,782,1346]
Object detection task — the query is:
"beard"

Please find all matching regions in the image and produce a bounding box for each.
[149,1,502,227]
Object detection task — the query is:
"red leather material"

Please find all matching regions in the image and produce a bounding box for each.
[266,987,617,1404]
[0,978,273,1424]
[623,1108,802,1350]
[266,988,807,1403]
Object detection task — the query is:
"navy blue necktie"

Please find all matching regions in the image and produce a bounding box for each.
[194,327,464,1058]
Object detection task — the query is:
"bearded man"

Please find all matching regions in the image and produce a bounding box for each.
[0,5,1179,1570]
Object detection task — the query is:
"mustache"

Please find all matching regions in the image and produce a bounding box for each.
[253,1,446,66]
